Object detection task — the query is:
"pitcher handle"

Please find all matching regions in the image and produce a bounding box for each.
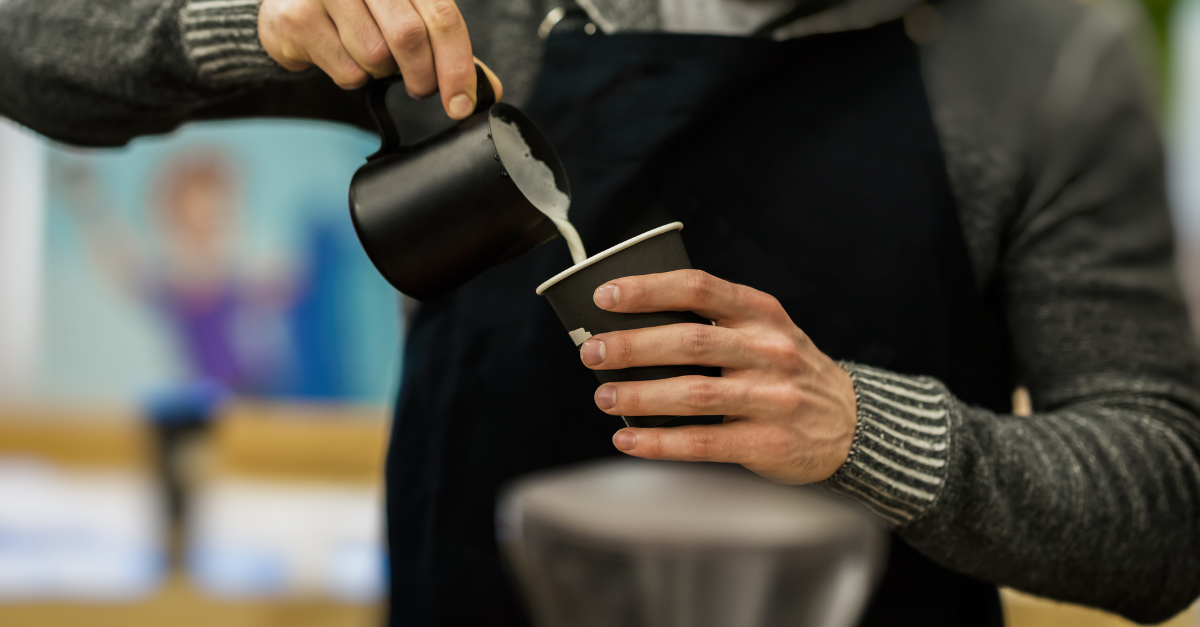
[368,63,497,157]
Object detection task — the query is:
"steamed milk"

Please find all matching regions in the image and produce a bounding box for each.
[492,118,588,264]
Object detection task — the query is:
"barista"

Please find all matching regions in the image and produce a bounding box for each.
[2,0,1199,625]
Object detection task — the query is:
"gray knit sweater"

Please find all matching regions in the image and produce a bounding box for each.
[3,0,1199,622]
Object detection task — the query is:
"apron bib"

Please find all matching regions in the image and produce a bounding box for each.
[388,20,1011,627]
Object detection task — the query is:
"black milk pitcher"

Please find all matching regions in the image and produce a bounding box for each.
[349,64,570,301]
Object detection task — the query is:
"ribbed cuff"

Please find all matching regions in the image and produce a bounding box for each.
[179,0,288,85]
[819,362,953,528]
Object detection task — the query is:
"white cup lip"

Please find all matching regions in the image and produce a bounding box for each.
[535,222,684,295]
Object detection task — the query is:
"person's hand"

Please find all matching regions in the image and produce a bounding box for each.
[258,0,503,119]
[579,270,858,485]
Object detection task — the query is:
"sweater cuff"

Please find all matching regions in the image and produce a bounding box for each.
[179,0,288,85]
[819,362,953,528]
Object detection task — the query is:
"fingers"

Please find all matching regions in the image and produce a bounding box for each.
[299,13,371,87]
[260,0,369,87]
[580,323,753,370]
[612,422,758,464]
[364,0,437,97]
[325,0,396,78]
[409,0,476,118]
[260,0,501,117]
[594,376,760,417]
[594,270,785,325]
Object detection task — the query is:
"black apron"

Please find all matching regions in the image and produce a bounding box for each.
[387,19,1012,627]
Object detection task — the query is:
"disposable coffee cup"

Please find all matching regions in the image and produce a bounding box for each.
[536,222,721,428]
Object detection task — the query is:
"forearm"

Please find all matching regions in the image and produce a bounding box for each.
[815,10,1200,620]
[0,0,370,146]
[824,364,1200,623]
[824,185,1200,620]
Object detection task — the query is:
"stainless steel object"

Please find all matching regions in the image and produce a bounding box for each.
[498,459,885,627]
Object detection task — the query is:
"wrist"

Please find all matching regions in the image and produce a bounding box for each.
[818,362,954,528]
[811,360,860,482]
[179,0,288,85]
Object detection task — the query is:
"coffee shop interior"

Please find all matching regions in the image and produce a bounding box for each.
[3,0,1200,626]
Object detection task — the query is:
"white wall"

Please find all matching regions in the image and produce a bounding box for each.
[0,119,47,394]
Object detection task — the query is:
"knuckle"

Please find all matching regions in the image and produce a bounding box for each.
[684,431,714,459]
[362,37,393,67]
[425,1,464,32]
[277,0,315,28]
[616,335,635,366]
[683,270,717,305]
[642,433,665,457]
[620,385,642,413]
[756,291,787,318]
[684,379,720,410]
[760,425,796,459]
[389,16,429,53]
[407,82,437,98]
[275,41,309,66]
[682,325,716,360]
[766,375,806,408]
[768,385,803,413]
[758,336,803,369]
[757,291,782,310]
[440,61,475,85]
[625,277,648,305]
[334,64,368,87]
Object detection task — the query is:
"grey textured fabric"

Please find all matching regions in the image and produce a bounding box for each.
[180,0,284,84]
[822,362,953,527]
[2,0,1199,622]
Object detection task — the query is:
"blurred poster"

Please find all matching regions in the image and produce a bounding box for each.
[188,479,384,602]
[0,458,164,602]
[39,120,399,403]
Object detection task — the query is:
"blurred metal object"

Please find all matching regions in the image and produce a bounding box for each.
[498,459,885,627]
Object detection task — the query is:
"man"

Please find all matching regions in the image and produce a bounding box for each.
[3,0,1199,624]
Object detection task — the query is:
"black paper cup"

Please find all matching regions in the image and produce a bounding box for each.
[536,222,721,428]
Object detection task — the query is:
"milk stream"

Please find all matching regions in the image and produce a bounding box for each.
[492,118,588,264]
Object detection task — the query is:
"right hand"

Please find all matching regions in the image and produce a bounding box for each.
[258,0,503,119]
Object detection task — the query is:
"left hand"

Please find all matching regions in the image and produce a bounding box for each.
[580,270,858,484]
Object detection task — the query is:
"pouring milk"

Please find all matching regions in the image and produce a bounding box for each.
[492,118,588,265]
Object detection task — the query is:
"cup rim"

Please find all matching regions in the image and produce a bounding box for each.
[535,222,684,295]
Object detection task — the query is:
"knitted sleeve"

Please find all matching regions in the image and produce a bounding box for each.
[0,0,367,146]
[820,5,1200,622]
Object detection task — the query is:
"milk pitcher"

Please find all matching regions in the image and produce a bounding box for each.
[349,65,570,300]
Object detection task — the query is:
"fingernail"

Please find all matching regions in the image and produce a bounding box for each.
[580,339,606,366]
[448,93,474,118]
[595,385,617,410]
[594,284,620,309]
[613,430,636,451]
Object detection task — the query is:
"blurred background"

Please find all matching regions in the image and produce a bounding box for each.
[2,0,1200,626]
[0,118,397,626]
